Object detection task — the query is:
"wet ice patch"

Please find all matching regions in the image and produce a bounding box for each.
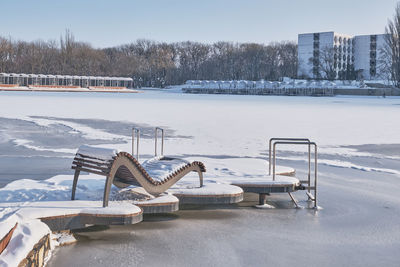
[319,159,400,176]
[13,139,76,154]
[28,116,127,142]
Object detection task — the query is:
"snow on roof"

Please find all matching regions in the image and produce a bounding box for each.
[0,73,132,81]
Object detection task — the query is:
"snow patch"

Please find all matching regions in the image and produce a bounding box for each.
[142,157,190,182]
[77,145,119,161]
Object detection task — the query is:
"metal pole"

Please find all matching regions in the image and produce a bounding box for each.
[161,128,164,156]
[308,143,311,193]
[132,128,140,161]
[273,143,276,181]
[269,139,272,175]
[137,130,140,160]
[155,127,164,157]
[132,128,135,156]
[314,144,318,209]
[155,128,158,156]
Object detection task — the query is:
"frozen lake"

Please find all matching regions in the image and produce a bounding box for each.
[0,90,399,266]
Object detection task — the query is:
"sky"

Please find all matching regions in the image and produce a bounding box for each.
[0,0,398,48]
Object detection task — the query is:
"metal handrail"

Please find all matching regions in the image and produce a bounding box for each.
[132,127,140,161]
[155,127,164,156]
[272,141,318,208]
[268,138,311,177]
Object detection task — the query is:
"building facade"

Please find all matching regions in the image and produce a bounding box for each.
[298,31,389,80]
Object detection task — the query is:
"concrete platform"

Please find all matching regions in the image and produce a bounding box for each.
[134,194,179,214]
[230,175,301,194]
[229,175,305,207]
[114,187,179,214]
[0,201,143,231]
[168,184,244,204]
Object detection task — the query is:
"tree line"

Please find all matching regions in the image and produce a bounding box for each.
[381,2,400,88]
[0,0,398,88]
[0,30,297,88]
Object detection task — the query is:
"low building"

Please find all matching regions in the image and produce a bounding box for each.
[0,73,133,88]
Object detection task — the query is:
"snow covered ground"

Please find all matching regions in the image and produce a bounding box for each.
[0,89,400,266]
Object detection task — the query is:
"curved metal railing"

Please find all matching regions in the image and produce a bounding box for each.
[271,140,318,208]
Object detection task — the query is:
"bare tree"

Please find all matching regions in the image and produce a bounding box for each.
[308,46,336,80]
[381,2,400,87]
[0,31,300,87]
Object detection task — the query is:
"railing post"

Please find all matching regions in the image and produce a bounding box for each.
[308,143,311,193]
[155,128,158,156]
[273,143,277,181]
[269,139,273,175]
[132,127,140,161]
[314,144,318,209]
[155,127,164,157]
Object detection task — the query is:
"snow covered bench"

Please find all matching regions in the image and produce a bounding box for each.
[71,145,206,207]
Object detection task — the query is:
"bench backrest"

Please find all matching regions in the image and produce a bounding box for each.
[72,153,114,176]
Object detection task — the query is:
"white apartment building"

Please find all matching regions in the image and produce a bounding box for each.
[298,31,389,80]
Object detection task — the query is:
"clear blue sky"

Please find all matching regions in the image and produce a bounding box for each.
[0,0,398,48]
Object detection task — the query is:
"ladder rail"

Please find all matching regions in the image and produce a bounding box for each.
[268,138,311,178]
[132,127,140,161]
[155,127,164,156]
[272,140,318,209]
